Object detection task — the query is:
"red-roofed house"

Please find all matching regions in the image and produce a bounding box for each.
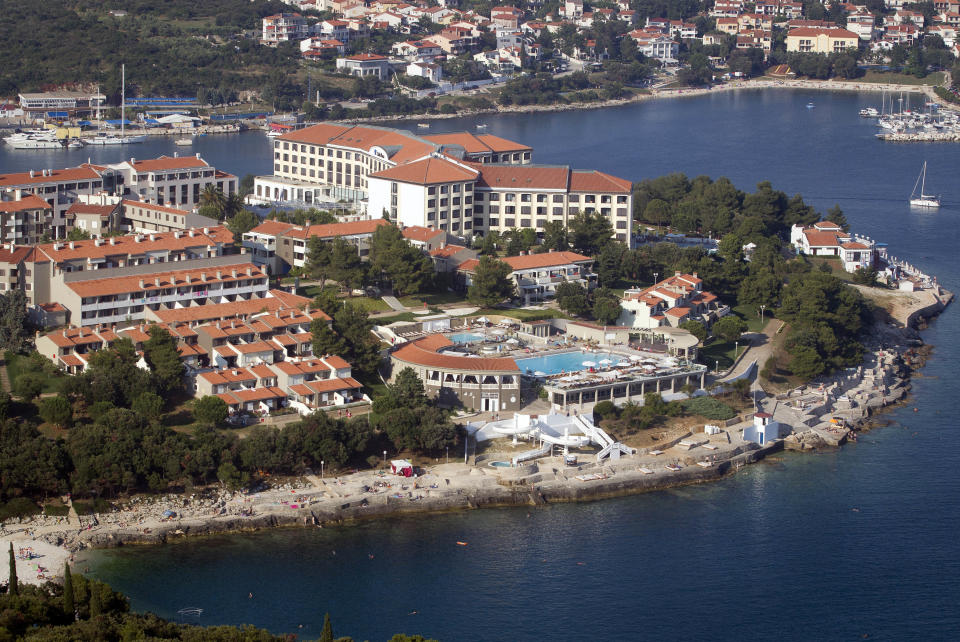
[790,221,876,272]
[458,250,595,304]
[617,272,726,329]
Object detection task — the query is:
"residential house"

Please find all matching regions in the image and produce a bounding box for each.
[336,54,392,79]
[457,250,594,304]
[261,13,310,45]
[786,27,860,53]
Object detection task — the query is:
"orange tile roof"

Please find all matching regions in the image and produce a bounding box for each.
[149,292,318,324]
[43,326,104,348]
[278,124,437,164]
[0,166,101,188]
[232,386,287,402]
[66,202,116,217]
[803,230,841,247]
[33,226,232,263]
[788,26,858,38]
[664,306,691,318]
[126,156,209,171]
[369,155,478,185]
[0,195,52,212]
[303,377,363,394]
[391,335,518,372]
[422,132,530,155]
[842,242,870,250]
[230,341,276,354]
[67,262,265,298]
[59,354,85,367]
[402,226,444,243]
[247,220,298,237]
[458,251,591,272]
[569,170,632,193]
[282,218,390,240]
[0,246,32,264]
[474,164,570,190]
[321,355,351,369]
[430,244,468,258]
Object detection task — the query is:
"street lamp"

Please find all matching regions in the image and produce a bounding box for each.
[716,360,719,373]
[383,450,387,468]
[734,341,738,359]
[320,460,324,479]
[759,304,766,321]
[653,272,659,286]
[446,446,449,464]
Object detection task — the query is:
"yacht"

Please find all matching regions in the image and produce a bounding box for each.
[909,162,940,209]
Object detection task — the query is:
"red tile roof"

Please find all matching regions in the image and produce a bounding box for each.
[422,132,530,155]
[369,155,478,185]
[281,219,390,240]
[126,156,209,171]
[278,124,437,165]
[0,166,101,188]
[33,226,232,263]
[0,195,52,212]
[391,335,519,372]
[66,201,117,217]
[402,225,445,243]
[458,251,592,272]
[67,262,265,298]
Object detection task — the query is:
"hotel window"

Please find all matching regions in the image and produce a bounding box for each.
[504,206,515,214]
[440,185,448,194]
[536,194,546,202]
[474,217,484,226]
[453,197,461,205]
[617,208,627,216]
[520,219,531,227]
[616,221,627,229]
[489,219,499,227]
[505,193,515,202]
[536,207,546,215]
[617,195,628,204]
[489,193,499,201]
[537,219,547,227]
[601,195,611,204]
[520,193,531,202]
[504,218,515,227]
[475,205,485,214]
[428,186,437,195]
[585,195,596,203]
[569,195,579,202]
[453,184,461,193]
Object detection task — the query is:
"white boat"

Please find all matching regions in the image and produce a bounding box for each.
[806,102,815,109]
[476,123,488,129]
[265,130,282,138]
[417,122,430,129]
[119,134,146,144]
[909,162,940,208]
[67,139,83,148]
[174,137,193,146]
[5,136,61,149]
[859,107,879,117]
[86,134,123,146]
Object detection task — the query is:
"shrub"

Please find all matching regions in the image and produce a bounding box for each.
[592,400,618,422]
[0,497,41,521]
[43,504,70,517]
[681,396,737,421]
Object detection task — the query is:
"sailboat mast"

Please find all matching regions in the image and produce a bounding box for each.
[921,162,926,196]
[121,64,125,140]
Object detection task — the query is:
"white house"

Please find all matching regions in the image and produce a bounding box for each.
[790,221,876,273]
[743,412,779,445]
[617,273,726,329]
[336,54,392,79]
[407,61,444,83]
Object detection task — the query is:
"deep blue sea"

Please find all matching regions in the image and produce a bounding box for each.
[19,89,958,641]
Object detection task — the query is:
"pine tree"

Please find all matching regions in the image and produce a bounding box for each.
[8,542,17,595]
[63,562,74,619]
[320,612,334,642]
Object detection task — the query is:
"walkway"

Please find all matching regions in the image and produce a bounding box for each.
[381,295,407,312]
[719,319,784,384]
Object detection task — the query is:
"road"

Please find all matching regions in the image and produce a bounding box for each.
[719,318,784,384]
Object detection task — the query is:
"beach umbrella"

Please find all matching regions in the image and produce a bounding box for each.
[477,316,489,324]
[617,360,631,367]
[534,371,546,377]
[599,358,612,365]
[629,354,643,361]
[582,360,597,368]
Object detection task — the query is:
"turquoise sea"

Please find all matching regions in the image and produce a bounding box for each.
[12,89,957,640]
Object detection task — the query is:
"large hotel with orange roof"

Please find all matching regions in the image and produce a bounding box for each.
[252,123,633,246]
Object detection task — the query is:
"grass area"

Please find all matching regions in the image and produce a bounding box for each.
[372,312,419,325]
[853,71,945,86]
[475,307,567,321]
[731,304,771,333]
[5,351,62,394]
[343,296,391,313]
[804,257,855,283]
[397,291,468,308]
[700,338,743,371]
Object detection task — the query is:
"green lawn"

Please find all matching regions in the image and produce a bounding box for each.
[805,257,855,283]
[731,304,771,333]
[397,291,467,308]
[853,71,945,86]
[474,307,566,321]
[5,351,62,394]
[700,339,741,371]
[372,312,419,325]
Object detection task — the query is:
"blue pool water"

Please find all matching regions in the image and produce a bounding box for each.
[515,350,615,375]
[448,332,484,344]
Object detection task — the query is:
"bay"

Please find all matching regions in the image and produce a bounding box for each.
[66,88,960,640]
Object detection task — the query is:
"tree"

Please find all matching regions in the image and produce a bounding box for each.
[679,320,707,344]
[194,395,228,426]
[85,338,151,408]
[713,316,747,343]
[13,372,44,401]
[368,225,434,296]
[738,272,782,309]
[555,281,589,316]
[320,613,334,642]
[8,542,17,595]
[332,302,382,380]
[591,288,621,325]
[825,205,850,232]
[595,243,625,288]
[569,210,615,256]
[199,184,227,219]
[306,236,333,287]
[40,395,72,428]
[467,256,514,307]
[143,325,185,396]
[63,562,74,620]
[311,318,347,358]
[227,209,259,237]
[0,290,31,353]
[131,392,164,422]
[66,228,91,241]
[327,237,365,289]
[540,221,569,252]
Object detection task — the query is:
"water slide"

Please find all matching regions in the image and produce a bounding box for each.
[512,442,552,465]
[571,415,614,448]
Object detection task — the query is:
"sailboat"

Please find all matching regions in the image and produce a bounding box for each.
[910,162,940,208]
[118,64,146,145]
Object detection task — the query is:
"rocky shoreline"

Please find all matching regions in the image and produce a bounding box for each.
[0,288,950,572]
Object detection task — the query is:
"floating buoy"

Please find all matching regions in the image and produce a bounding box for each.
[576,561,586,566]
[456,541,468,546]
[914,408,919,412]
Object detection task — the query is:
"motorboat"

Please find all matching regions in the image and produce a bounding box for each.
[175,137,193,146]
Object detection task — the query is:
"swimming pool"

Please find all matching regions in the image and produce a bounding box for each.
[515,351,618,376]
[448,332,484,344]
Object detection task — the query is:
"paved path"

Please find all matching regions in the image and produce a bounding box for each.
[719,319,784,384]
[381,295,407,312]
